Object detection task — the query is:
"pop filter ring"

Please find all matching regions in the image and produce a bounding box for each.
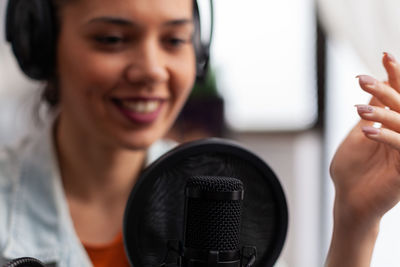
[123,138,288,267]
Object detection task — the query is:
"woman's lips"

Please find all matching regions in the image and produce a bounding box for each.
[112,98,165,124]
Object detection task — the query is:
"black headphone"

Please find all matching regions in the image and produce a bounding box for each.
[5,0,213,81]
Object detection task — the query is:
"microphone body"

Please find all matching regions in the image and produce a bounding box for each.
[182,176,244,267]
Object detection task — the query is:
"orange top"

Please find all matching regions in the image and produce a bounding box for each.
[83,232,130,267]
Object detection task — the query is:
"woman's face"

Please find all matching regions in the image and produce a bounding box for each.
[56,0,196,149]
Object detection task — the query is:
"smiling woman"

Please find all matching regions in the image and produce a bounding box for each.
[56,0,196,150]
[1,0,201,266]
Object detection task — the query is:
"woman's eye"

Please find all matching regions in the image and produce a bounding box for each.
[94,35,124,45]
[165,37,190,48]
[169,38,185,46]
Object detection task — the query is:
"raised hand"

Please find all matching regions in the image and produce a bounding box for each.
[331,53,400,224]
[326,53,400,267]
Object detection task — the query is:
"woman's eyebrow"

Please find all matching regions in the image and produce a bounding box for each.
[86,17,193,27]
[163,19,194,26]
[86,16,136,26]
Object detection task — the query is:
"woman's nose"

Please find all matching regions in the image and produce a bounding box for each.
[125,40,169,86]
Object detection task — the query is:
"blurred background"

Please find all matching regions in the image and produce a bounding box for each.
[2,0,400,266]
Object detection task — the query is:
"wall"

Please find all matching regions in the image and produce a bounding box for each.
[233,130,323,267]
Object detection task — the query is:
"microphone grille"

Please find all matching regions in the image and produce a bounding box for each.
[186,175,243,192]
[184,176,243,251]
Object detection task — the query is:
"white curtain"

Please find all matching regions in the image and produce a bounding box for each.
[318,0,400,78]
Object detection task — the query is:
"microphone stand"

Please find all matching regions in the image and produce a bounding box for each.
[160,241,257,267]
[3,257,45,267]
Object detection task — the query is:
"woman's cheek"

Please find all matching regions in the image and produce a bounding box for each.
[171,52,196,97]
[78,53,127,91]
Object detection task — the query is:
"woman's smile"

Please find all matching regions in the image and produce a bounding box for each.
[112,97,166,124]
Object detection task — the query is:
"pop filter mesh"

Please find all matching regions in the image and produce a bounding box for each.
[124,141,287,267]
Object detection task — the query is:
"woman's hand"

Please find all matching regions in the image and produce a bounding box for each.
[326,53,400,267]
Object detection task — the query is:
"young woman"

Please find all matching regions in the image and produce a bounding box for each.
[1,0,198,265]
[326,52,400,267]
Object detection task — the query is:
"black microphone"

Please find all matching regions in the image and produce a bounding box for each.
[181,176,255,267]
[3,257,45,267]
[124,139,287,267]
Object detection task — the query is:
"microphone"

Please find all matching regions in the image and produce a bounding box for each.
[181,176,255,267]
[124,138,288,267]
[3,257,45,267]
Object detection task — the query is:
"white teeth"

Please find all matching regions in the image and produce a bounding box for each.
[121,100,160,113]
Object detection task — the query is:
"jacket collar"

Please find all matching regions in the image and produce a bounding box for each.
[2,120,91,266]
[1,116,176,265]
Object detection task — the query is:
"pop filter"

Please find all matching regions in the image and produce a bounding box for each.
[123,138,288,267]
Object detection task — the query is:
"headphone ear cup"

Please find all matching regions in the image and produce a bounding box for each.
[6,0,56,80]
[193,0,210,82]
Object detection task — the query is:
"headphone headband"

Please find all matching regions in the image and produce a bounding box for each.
[5,0,213,81]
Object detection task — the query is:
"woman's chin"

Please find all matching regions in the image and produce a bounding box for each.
[112,131,165,151]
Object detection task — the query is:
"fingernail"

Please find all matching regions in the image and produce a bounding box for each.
[384,52,396,63]
[356,75,376,87]
[355,104,374,113]
[362,126,380,135]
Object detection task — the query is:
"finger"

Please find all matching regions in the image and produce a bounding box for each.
[352,97,383,129]
[357,75,400,113]
[356,104,400,132]
[369,96,384,107]
[383,52,400,92]
[362,126,400,151]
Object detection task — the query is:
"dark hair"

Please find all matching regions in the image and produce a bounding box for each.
[41,0,70,109]
[42,76,59,109]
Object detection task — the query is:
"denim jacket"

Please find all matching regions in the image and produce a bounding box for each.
[0,121,176,267]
